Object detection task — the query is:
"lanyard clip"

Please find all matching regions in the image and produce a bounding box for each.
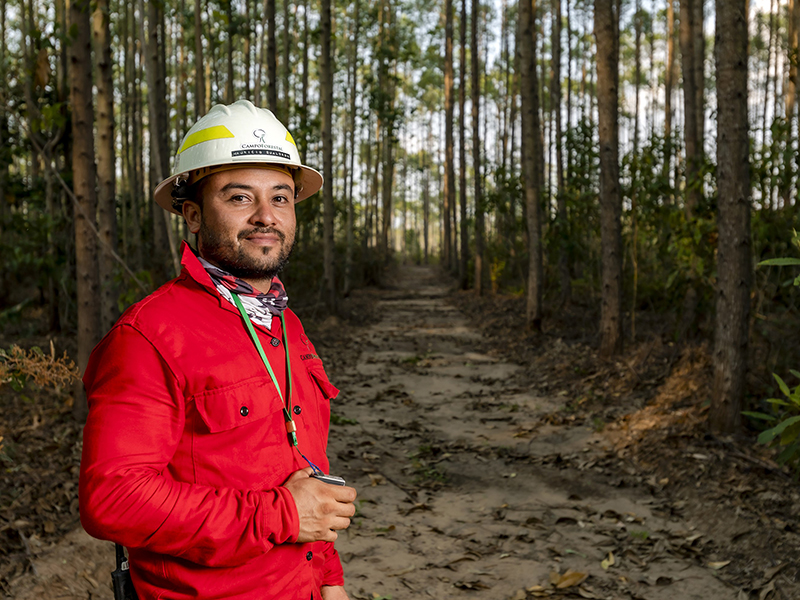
[283,408,298,446]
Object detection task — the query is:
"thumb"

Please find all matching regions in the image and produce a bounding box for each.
[284,466,315,485]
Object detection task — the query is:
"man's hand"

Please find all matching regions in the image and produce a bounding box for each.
[283,467,357,543]
[320,585,350,600]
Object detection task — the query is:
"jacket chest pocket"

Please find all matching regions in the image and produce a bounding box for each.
[190,376,291,489]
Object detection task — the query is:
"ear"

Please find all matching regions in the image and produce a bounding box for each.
[182,201,202,235]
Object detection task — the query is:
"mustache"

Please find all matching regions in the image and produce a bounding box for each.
[238,227,285,242]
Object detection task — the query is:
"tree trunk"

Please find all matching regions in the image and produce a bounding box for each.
[520,0,542,329]
[143,0,178,282]
[70,0,102,421]
[344,0,360,294]
[226,0,234,103]
[664,0,675,186]
[594,0,623,357]
[194,0,206,117]
[320,0,335,308]
[92,0,117,333]
[300,0,309,161]
[472,0,484,295]
[679,0,702,216]
[459,0,469,289]
[444,0,455,274]
[282,0,291,121]
[267,0,278,113]
[552,0,569,305]
[711,0,751,434]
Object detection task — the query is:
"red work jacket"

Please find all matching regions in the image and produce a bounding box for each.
[79,243,344,600]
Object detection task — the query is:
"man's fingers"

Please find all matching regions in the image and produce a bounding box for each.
[284,466,315,484]
[331,485,357,503]
[330,516,351,531]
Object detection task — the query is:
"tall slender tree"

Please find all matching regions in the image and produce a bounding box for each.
[194,0,206,117]
[552,0,569,305]
[92,0,117,332]
[679,0,702,216]
[444,0,455,274]
[459,0,469,289]
[267,0,278,113]
[472,0,485,294]
[711,0,751,434]
[320,0,335,308]
[520,0,542,329]
[69,0,102,420]
[594,0,623,357]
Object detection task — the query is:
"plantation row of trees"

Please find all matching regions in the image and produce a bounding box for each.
[0,0,798,432]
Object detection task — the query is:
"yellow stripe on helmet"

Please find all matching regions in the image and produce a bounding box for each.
[177,125,235,154]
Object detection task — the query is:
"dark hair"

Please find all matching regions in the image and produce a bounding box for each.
[170,178,203,213]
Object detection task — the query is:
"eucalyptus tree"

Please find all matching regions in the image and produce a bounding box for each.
[712,0,751,434]
[69,0,102,420]
[594,0,623,357]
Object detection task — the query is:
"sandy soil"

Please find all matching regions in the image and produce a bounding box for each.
[3,265,788,599]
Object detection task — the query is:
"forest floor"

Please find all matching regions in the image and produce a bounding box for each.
[2,264,800,599]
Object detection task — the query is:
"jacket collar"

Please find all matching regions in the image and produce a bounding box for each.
[179,241,282,338]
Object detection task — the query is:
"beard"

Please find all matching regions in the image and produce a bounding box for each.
[198,222,296,280]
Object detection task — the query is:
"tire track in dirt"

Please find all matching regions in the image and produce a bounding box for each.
[330,265,738,600]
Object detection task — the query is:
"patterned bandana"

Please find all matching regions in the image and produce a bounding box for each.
[198,256,288,329]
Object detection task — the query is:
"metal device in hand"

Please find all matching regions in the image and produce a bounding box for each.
[311,473,346,486]
[111,543,139,600]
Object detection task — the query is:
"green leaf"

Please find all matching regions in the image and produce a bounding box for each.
[758,258,800,267]
[776,442,800,466]
[766,398,792,407]
[742,411,776,422]
[774,373,792,399]
[758,415,800,444]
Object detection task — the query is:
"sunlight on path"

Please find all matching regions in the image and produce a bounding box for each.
[331,265,737,600]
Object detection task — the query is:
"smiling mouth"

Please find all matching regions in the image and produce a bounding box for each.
[239,228,285,244]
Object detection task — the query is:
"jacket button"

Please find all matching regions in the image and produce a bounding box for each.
[271,338,280,347]
[240,406,249,417]
[293,406,302,415]
[306,551,313,561]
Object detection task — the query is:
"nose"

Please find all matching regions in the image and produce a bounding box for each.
[249,198,277,227]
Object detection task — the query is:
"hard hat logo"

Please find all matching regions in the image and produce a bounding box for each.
[153,100,323,214]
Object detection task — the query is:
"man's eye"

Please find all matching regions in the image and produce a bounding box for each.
[230,194,251,203]
[272,195,290,205]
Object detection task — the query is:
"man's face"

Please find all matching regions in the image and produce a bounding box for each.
[183,168,297,283]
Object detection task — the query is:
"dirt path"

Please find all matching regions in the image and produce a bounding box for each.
[6,265,746,600]
[329,265,739,600]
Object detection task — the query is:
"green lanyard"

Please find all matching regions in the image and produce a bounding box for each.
[231,292,298,447]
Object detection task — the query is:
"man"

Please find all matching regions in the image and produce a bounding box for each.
[79,100,356,600]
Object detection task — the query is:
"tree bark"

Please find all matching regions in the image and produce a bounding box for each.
[143,0,178,281]
[594,0,623,357]
[679,0,702,216]
[344,0,360,295]
[444,0,455,274]
[552,0,569,306]
[226,0,235,103]
[664,0,676,186]
[92,0,118,333]
[267,0,278,113]
[194,0,206,117]
[520,0,542,329]
[69,0,102,421]
[711,0,751,434]
[320,0,335,308]
[282,0,291,121]
[472,0,484,295]
[459,0,469,289]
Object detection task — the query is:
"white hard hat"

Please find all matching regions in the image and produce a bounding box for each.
[154,100,323,214]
